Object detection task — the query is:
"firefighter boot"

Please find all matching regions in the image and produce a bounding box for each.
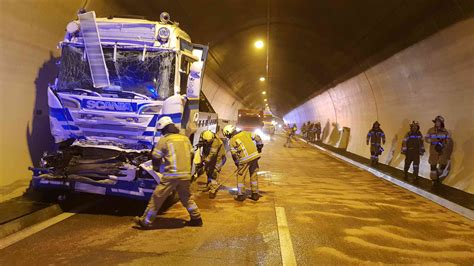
[185,217,203,227]
[133,208,156,229]
[209,190,217,199]
[250,192,260,201]
[234,194,246,201]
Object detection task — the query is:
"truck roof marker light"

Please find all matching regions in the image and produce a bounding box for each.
[160,12,171,24]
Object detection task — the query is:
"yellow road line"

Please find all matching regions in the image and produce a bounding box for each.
[275,206,297,266]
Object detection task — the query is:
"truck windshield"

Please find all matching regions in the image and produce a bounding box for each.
[238,116,263,128]
[57,45,176,100]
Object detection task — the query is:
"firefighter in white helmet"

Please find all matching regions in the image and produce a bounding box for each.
[134,116,202,228]
[425,115,453,184]
[195,130,227,198]
[223,125,263,201]
[401,121,425,181]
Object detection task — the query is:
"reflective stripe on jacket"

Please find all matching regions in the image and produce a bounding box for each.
[203,137,226,165]
[229,131,261,165]
[402,131,425,152]
[367,128,385,145]
[152,133,193,178]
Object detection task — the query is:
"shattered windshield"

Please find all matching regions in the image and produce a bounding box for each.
[57,45,176,100]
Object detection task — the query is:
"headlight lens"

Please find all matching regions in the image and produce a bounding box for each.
[139,105,162,115]
[61,99,80,109]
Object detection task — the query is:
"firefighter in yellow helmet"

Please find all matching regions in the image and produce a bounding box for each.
[134,116,202,228]
[195,130,227,199]
[223,125,263,201]
[424,115,453,184]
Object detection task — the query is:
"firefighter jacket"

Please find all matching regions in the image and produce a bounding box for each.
[202,137,226,168]
[367,128,386,145]
[402,131,425,154]
[152,133,194,178]
[425,127,453,164]
[229,131,262,165]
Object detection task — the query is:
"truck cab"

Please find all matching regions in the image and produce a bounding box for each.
[30,11,217,200]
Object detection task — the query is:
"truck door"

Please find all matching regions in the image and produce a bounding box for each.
[181,44,209,139]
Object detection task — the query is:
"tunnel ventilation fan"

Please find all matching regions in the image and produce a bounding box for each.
[78,11,110,88]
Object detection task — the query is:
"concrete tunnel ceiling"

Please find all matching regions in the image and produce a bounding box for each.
[101,1,471,116]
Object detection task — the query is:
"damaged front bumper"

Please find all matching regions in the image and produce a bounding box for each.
[29,143,163,201]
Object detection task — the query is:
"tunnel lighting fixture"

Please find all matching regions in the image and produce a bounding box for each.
[264,99,267,102]
[259,77,265,82]
[254,40,264,49]
[262,91,266,95]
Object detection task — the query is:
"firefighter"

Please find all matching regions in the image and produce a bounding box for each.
[315,122,322,141]
[301,122,308,140]
[196,130,227,199]
[134,116,202,228]
[425,115,453,184]
[401,121,425,181]
[222,125,263,201]
[284,124,297,148]
[366,121,386,166]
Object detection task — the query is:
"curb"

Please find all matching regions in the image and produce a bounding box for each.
[0,204,63,239]
[298,137,474,221]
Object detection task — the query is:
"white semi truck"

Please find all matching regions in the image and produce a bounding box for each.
[29,11,217,200]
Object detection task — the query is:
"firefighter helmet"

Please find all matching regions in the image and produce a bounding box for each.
[432,115,445,123]
[156,116,173,130]
[223,125,236,138]
[201,130,214,142]
[410,121,420,130]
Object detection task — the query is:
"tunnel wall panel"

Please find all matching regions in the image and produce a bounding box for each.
[284,19,474,193]
[0,0,244,188]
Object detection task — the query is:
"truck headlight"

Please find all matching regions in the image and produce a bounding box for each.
[61,99,80,109]
[139,105,162,115]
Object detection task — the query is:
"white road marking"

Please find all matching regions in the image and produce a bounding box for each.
[299,137,474,221]
[0,203,94,250]
[0,212,77,250]
[275,206,297,266]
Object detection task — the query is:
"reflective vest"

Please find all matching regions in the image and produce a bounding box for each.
[152,133,193,178]
[229,131,261,164]
[203,137,226,165]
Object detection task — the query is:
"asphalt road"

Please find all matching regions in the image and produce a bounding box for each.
[1,135,473,265]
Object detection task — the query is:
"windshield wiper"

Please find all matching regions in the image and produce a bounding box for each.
[72,88,102,97]
[102,87,151,100]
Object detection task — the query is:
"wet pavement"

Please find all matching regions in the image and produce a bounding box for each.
[0,135,473,265]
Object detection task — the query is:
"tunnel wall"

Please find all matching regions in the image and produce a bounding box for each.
[284,18,474,194]
[0,0,243,188]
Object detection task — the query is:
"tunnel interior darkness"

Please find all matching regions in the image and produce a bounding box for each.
[114,0,473,115]
[0,0,473,194]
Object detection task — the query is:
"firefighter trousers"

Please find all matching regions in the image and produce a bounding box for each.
[143,176,201,224]
[404,151,420,177]
[206,157,226,193]
[236,159,259,195]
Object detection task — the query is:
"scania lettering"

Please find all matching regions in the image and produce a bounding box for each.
[84,100,135,112]
[29,11,218,201]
